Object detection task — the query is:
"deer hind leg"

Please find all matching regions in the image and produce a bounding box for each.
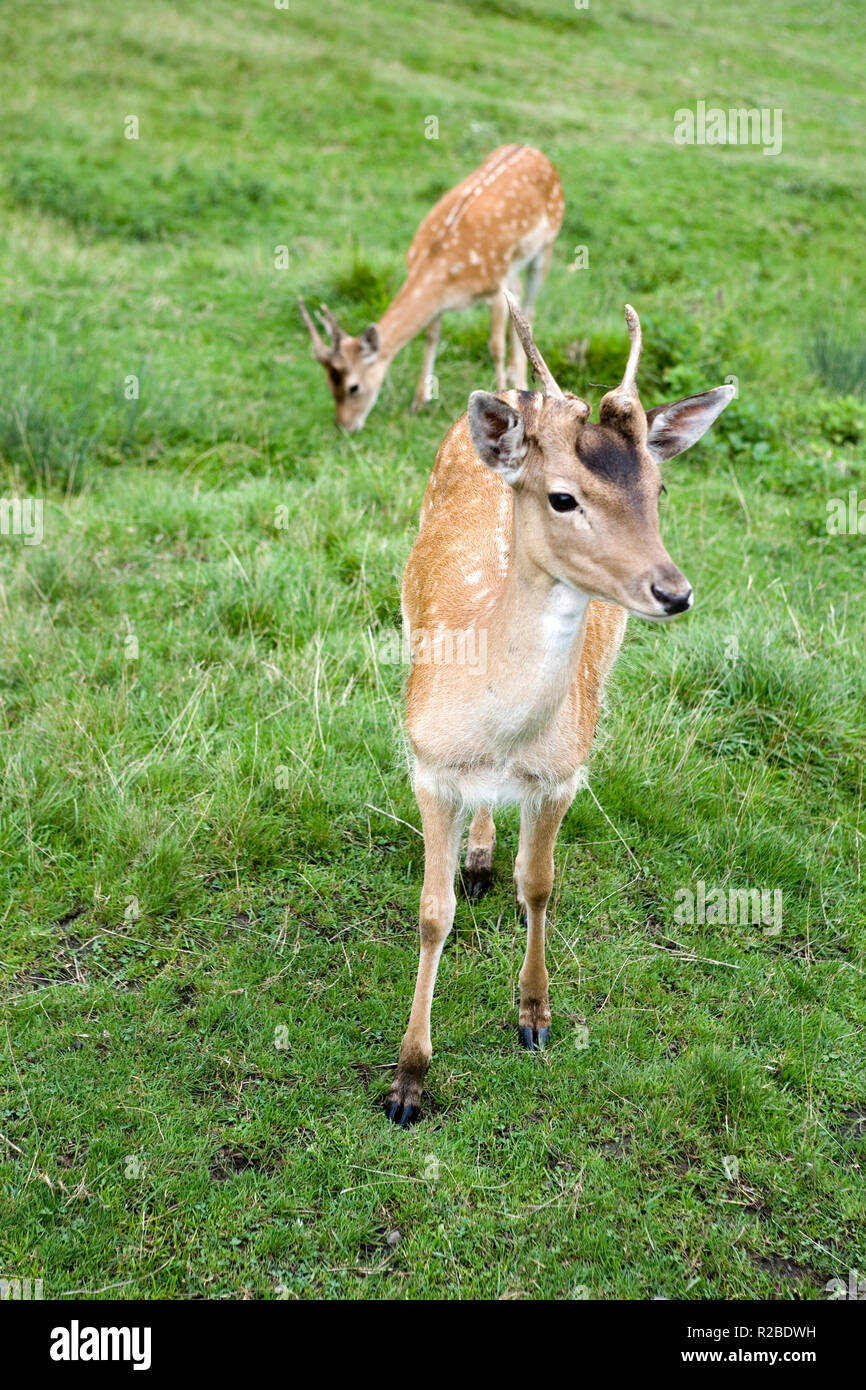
[489,289,508,391]
[386,785,464,1126]
[410,315,442,414]
[507,243,553,389]
[464,804,495,901]
[513,789,572,1051]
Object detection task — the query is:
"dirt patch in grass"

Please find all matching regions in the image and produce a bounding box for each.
[750,1253,824,1290]
[837,1107,866,1140]
[209,1145,280,1180]
[590,1133,633,1158]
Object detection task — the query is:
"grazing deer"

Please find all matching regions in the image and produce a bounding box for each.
[298,145,564,431]
[385,295,735,1125]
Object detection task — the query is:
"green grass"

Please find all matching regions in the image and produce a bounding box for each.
[1,0,865,1300]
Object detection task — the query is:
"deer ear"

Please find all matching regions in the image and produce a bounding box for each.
[645,385,735,462]
[468,392,527,481]
[358,324,380,363]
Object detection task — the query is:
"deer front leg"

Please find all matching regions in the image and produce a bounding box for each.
[464,804,495,900]
[513,790,571,1051]
[507,244,552,389]
[410,316,442,413]
[505,273,527,389]
[489,290,508,391]
[386,786,464,1126]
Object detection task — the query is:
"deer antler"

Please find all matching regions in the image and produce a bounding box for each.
[502,290,563,399]
[317,303,343,351]
[598,303,645,432]
[620,304,642,393]
[298,297,331,363]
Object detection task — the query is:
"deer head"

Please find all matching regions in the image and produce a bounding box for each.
[298,298,386,432]
[468,294,734,620]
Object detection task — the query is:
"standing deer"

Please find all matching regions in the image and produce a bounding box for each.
[385,295,735,1125]
[298,145,564,431]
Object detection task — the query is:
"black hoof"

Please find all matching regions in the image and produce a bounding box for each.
[385,1099,420,1128]
[465,868,492,902]
[519,1025,550,1052]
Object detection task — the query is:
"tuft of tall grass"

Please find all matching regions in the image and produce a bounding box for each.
[809,324,866,397]
[0,378,94,492]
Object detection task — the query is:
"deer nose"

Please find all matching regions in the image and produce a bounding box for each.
[651,582,693,615]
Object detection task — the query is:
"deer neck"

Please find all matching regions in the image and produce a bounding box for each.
[483,515,591,737]
[376,273,440,361]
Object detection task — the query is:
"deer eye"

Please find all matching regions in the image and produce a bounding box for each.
[548,492,578,513]
[348,382,360,395]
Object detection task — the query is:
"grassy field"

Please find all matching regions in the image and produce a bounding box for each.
[1,0,865,1300]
